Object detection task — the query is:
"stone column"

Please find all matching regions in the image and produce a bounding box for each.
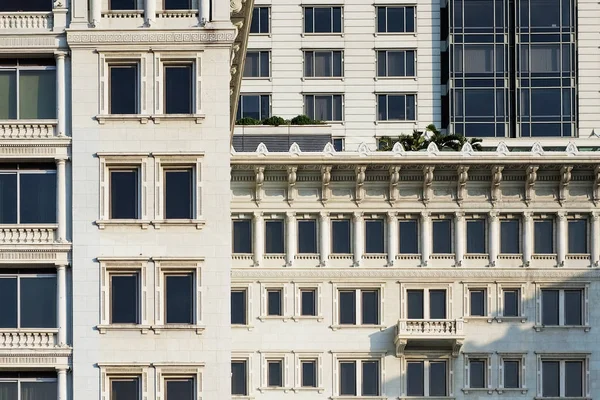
[253,212,264,267]
[286,212,296,267]
[557,212,567,267]
[420,212,431,267]
[145,0,156,26]
[57,368,68,400]
[199,0,209,25]
[57,264,67,346]
[352,212,363,267]
[592,212,600,267]
[387,212,398,267]
[55,52,67,137]
[455,212,465,267]
[319,212,329,267]
[56,158,67,243]
[91,0,101,27]
[489,211,499,267]
[523,212,533,267]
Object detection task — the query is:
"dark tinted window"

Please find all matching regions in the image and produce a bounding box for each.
[250,7,270,34]
[164,169,193,219]
[0,174,17,223]
[503,290,519,317]
[365,220,384,253]
[333,138,344,151]
[361,290,379,325]
[165,379,193,400]
[399,220,419,253]
[164,0,191,10]
[542,361,560,397]
[504,360,520,389]
[21,276,56,328]
[305,94,343,121]
[231,290,247,325]
[377,6,415,32]
[362,361,379,395]
[265,220,284,253]
[565,361,583,397]
[407,290,424,319]
[304,51,343,77]
[377,94,416,121]
[429,290,446,319]
[339,362,356,395]
[304,7,342,33]
[20,173,56,223]
[110,170,138,219]
[406,362,424,396]
[165,274,193,324]
[0,278,17,328]
[243,51,270,78]
[110,0,136,10]
[111,274,138,324]
[377,50,415,77]
[0,0,52,11]
[0,382,16,399]
[564,290,582,325]
[298,220,317,254]
[430,362,447,396]
[164,65,192,114]
[110,65,137,114]
[267,290,282,316]
[332,220,351,253]
[467,219,486,253]
[469,290,485,316]
[432,219,452,253]
[469,360,486,388]
[541,289,559,325]
[301,361,317,387]
[231,361,247,395]
[301,289,316,316]
[237,95,270,120]
[534,220,554,254]
[112,379,139,400]
[233,220,252,253]
[267,361,283,387]
[568,219,588,253]
[500,220,520,254]
[339,290,356,324]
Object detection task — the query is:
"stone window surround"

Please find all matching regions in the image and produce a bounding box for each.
[332,351,386,399]
[292,282,323,321]
[331,282,385,330]
[533,282,590,331]
[232,353,253,399]
[401,354,454,398]
[232,282,253,330]
[292,351,324,393]
[154,363,204,400]
[258,351,291,392]
[495,282,528,322]
[497,352,528,393]
[534,352,591,398]
[258,282,290,321]
[98,363,150,400]
[462,352,493,393]
[400,282,454,320]
[462,282,494,322]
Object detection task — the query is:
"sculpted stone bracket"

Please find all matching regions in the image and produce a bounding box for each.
[321,165,332,203]
[558,165,573,205]
[254,165,264,204]
[422,166,435,204]
[490,165,503,205]
[524,165,539,205]
[355,166,366,203]
[287,166,297,204]
[389,166,400,203]
[456,166,469,204]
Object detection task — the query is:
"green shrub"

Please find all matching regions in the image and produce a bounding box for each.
[290,115,323,125]
[261,116,288,126]
[236,117,261,125]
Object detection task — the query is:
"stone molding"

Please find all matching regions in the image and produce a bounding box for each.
[67,30,235,47]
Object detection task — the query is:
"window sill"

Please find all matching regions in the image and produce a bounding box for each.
[151,324,205,334]
[533,398,592,400]
[332,397,387,400]
[243,76,272,81]
[258,316,291,322]
[292,387,324,393]
[301,33,344,37]
[292,315,324,322]
[397,397,455,400]
[151,219,206,229]
[462,388,494,394]
[101,10,144,17]
[330,324,386,331]
[375,120,417,125]
[302,76,345,81]
[258,387,293,393]
[463,316,494,323]
[156,9,199,17]
[96,114,151,124]
[495,316,527,323]
[232,396,254,400]
[496,388,528,394]
[374,32,418,37]
[232,324,254,331]
[97,324,151,334]
[374,76,417,81]
[152,114,205,124]
[534,325,591,332]
[95,219,151,229]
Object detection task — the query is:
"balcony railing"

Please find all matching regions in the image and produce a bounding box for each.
[395,319,464,357]
[0,329,58,348]
[0,12,53,29]
[0,225,57,244]
[0,121,57,139]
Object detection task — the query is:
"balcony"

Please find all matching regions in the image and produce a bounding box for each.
[0,225,58,244]
[0,121,58,139]
[394,319,464,357]
[0,12,53,30]
[0,329,58,348]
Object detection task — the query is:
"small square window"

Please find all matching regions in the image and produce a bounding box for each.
[500,219,520,254]
[469,358,487,388]
[399,219,419,254]
[267,289,282,316]
[301,360,317,387]
[164,168,193,219]
[109,64,138,114]
[304,6,343,33]
[407,289,446,320]
[164,64,193,114]
[111,378,140,400]
[233,220,252,253]
[365,219,384,254]
[244,51,270,78]
[165,378,194,400]
[466,219,486,253]
[469,289,486,316]
[165,273,194,324]
[376,6,415,33]
[265,220,285,254]
[534,219,554,254]
[301,289,316,316]
[164,0,191,11]
[231,361,248,395]
[110,273,139,324]
[331,219,351,254]
[250,7,270,34]
[231,290,247,325]
[298,219,317,254]
[267,360,283,387]
[503,289,520,317]
[432,219,452,254]
[110,169,139,219]
[568,219,588,254]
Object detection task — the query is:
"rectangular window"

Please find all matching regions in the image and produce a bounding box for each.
[164,168,193,219]
[541,289,583,326]
[110,273,139,324]
[164,64,193,114]
[377,94,416,121]
[568,219,588,254]
[407,289,424,319]
[333,138,344,152]
[231,361,248,395]
[0,166,56,224]
[362,361,380,396]
[0,59,56,120]
[304,94,343,121]
[534,219,554,254]
[542,360,584,397]
[503,359,521,389]
[298,219,317,254]
[361,290,379,325]
[407,361,447,396]
[231,290,247,325]
[365,219,384,254]
[110,0,137,10]
[265,220,284,254]
[339,361,356,395]
[233,220,252,253]
[301,289,316,316]
[339,290,356,325]
[165,273,193,324]
[304,50,343,77]
[429,290,446,319]
[165,378,194,400]
[250,7,270,34]
[469,289,486,316]
[111,378,139,400]
[0,273,57,329]
[267,289,282,316]
[502,289,519,317]
[376,6,415,33]
[164,0,191,10]
[432,219,452,254]
[267,360,283,387]
[331,219,351,254]
[237,94,270,121]
[304,6,343,33]
[339,289,380,325]
[500,219,520,254]
[377,50,416,77]
[467,219,487,253]
[244,51,270,78]
[469,359,487,388]
[109,64,138,114]
[110,169,139,219]
[0,0,53,11]
[301,360,317,387]
[407,289,446,319]
[399,219,419,253]
[339,360,380,396]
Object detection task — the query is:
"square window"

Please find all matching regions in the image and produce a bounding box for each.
[265,220,285,254]
[250,7,270,34]
[407,360,447,396]
[298,220,317,254]
[301,360,317,387]
[376,6,415,33]
[500,219,520,254]
[333,138,345,152]
[503,289,519,317]
[231,361,248,395]
[233,220,252,253]
[534,219,554,254]
[541,288,583,327]
[301,289,316,316]
[244,51,270,78]
[467,219,486,253]
[110,0,137,10]
[0,274,57,329]
[231,290,247,325]
[111,378,140,400]
[110,169,139,219]
[164,0,191,10]
[432,219,452,254]
[165,273,194,324]
[399,219,419,254]
[109,64,138,114]
[365,219,384,254]
[568,219,588,253]
[304,7,343,33]
[110,273,139,324]
[164,64,193,114]
[469,359,486,388]
[469,289,486,316]
[503,359,520,389]
[267,360,283,387]
[164,168,193,219]
[332,219,351,254]
[267,289,282,316]
[165,378,194,400]
[237,94,270,121]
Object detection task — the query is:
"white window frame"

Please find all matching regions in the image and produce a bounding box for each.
[397,214,420,256]
[302,49,344,79]
[402,355,453,397]
[499,215,522,255]
[232,282,253,329]
[401,283,453,320]
[330,215,353,256]
[462,282,493,322]
[533,215,556,256]
[364,216,387,255]
[465,216,488,255]
[243,50,271,79]
[250,6,271,35]
[153,153,204,228]
[97,257,150,333]
[97,153,150,228]
[237,94,272,121]
[0,375,58,399]
[375,49,416,78]
[232,353,253,398]
[332,283,385,329]
[495,283,527,322]
[375,5,417,34]
[232,215,253,256]
[258,352,291,392]
[463,353,493,393]
[497,352,527,393]
[566,214,589,255]
[295,214,319,256]
[431,215,454,255]
[259,282,289,320]
[155,363,204,400]
[535,353,590,398]
[332,352,386,397]
[293,283,323,321]
[98,364,150,400]
[302,6,344,35]
[293,352,323,393]
[153,257,204,334]
[303,93,344,122]
[376,93,417,122]
[534,283,590,331]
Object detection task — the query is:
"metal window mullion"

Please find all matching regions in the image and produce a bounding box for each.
[424,360,430,396]
[558,289,565,326]
[15,68,20,119]
[16,171,20,224]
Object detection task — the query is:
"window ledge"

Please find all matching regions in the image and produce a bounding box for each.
[496,388,528,394]
[301,33,344,37]
[332,397,387,400]
[375,119,417,125]
[498,254,522,259]
[462,388,494,394]
[258,316,291,322]
[374,32,418,37]
[397,397,455,400]
[258,387,293,393]
[151,324,205,334]
[101,10,144,17]
[96,114,151,124]
[430,253,455,259]
[291,315,324,322]
[0,119,57,125]
[396,253,421,260]
[463,316,494,323]
[151,219,205,229]
[302,76,345,81]
[292,387,324,393]
[97,324,151,334]
[330,324,386,331]
[152,114,205,124]
[232,324,255,331]
[496,316,527,323]
[95,219,151,229]
[0,328,58,333]
[374,76,417,81]
[534,325,591,332]
[232,396,255,400]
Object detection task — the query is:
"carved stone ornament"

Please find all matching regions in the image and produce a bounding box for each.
[594,166,600,205]
[357,142,370,157]
[392,142,405,155]
[565,142,579,155]
[456,166,469,204]
[426,142,439,154]
[558,165,572,205]
[230,0,243,13]
[287,166,297,204]
[254,166,265,203]
[531,142,544,155]
[321,165,332,203]
[355,166,367,203]
[323,142,336,155]
[490,166,504,204]
[422,166,435,204]
[460,142,474,154]
[389,166,400,203]
[255,142,268,155]
[525,165,539,205]
[289,142,301,156]
[496,142,510,155]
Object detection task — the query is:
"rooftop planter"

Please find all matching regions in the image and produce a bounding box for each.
[234,115,331,136]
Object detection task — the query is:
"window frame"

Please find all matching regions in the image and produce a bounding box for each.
[376,93,417,121]
[259,353,290,391]
[231,284,252,328]
[465,217,488,255]
[495,283,527,322]
[98,364,149,400]
[264,217,285,255]
[376,5,417,34]
[536,354,590,398]
[250,6,271,35]
[463,353,493,393]
[500,216,522,255]
[364,217,386,255]
[403,356,453,397]
[155,364,203,400]
[293,283,323,321]
[497,353,527,393]
[231,356,252,397]
[332,283,384,329]
[333,352,385,397]
[533,215,556,255]
[431,216,454,255]
[303,6,344,34]
[463,283,493,321]
[296,216,319,255]
[303,49,344,78]
[567,216,589,255]
[108,62,140,115]
[376,49,416,78]
[237,94,271,121]
[401,283,453,320]
[260,283,289,321]
[303,93,344,122]
[330,216,353,255]
[398,215,420,255]
[293,352,323,392]
[232,217,253,254]
[534,283,589,331]
[243,50,271,79]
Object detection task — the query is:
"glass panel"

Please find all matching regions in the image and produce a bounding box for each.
[165,379,193,400]
[503,290,519,317]
[267,361,283,387]
[504,360,520,388]
[406,362,424,396]
[165,274,193,324]
[565,361,583,397]
[265,220,284,254]
[0,0,52,12]
[541,289,559,325]
[243,52,259,78]
[333,52,343,76]
[339,362,356,396]
[376,7,386,32]
[531,89,561,117]
[406,50,416,76]
[164,0,191,10]
[231,361,247,395]
[0,71,16,119]
[233,220,252,253]
[304,7,314,33]
[387,7,405,32]
[112,379,139,400]
[110,65,137,114]
[405,6,415,32]
[465,89,495,117]
[432,219,452,253]
[332,7,342,32]
[406,95,416,120]
[111,274,138,324]
[0,174,17,224]
[387,51,405,76]
[407,290,423,319]
[430,361,447,396]
[260,95,270,119]
[0,382,17,400]
[231,290,246,324]
[304,52,314,77]
[21,276,56,328]
[20,173,56,224]
[500,220,520,254]
[298,220,317,254]
[332,220,351,254]
[467,219,486,253]
[21,381,57,400]
[377,95,387,120]
[463,45,494,73]
[305,95,314,119]
[164,169,192,219]
[429,290,447,319]
[314,8,332,32]
[301,290,316,316]
[469,360,486,388]
[164,65,192,114]
[19,70,56,119]
[365,220,384,254]
[301,361,317,387]
[387,95,406,120]
[534,220,554,254]
[259,8,269,33]
[463,0,494,28]
[568,219,587,253]
[110,0,136,10]
[339,291,356,324]
[267,290,282,316]
[250,7,260,33]
[399,220,418,253]
[530,44,560,73]
[362,361,379,396]
[314,52,332,77]
[542,361,560,397]
[260,52,270,77]
[529,0,560,27]
[0,277,17,328]
[361,290,379,325]
[469,290,485,316]
[564,290,582,325]
[110,170,138,219]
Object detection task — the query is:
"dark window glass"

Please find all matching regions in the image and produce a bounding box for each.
[565,361,583,397]
[469,290,485,316]
[467,220,486,253]
[301,361,317,387]
[20,173,56,224]
[19,382,56,399]
[333,138,344,152]
[433,219,452,253]
[406,362,424,396]
[542,361,560,397]
[430,362,447,396]
[267,361,283,387]
[377,6,415,32]
[0,174,17,224]
[301,289,316,316]
[231,290,247,325]
[407,290,424,319]
[305,94,343,121]
[332,220,351,253]
[110,0,136,10]
[164,169,193,219]
[298,220,317,254]
[568,219,588,253]
[250,7,270,34]
[233,220,252,253]
[564,290,582,325]
[265,220,284,254]
[534,220,554,254]
[429,290,446,319]
[504,360,520,389]
[361,290,379,325]
[165,274,193,324]
[111,379,139,400]
[365,220,384,253]
[378,94,416,120]
[0,383,17,400]
[267,290,282,316]
[110,170,138,219]
[0,278,17,328]
[244,51,270,78]
[165,379,193,400]
[231,361,247,395]
[111,274,138,324]
[164,65,192,114]
[0,0,52,11]
[469,360,486,388]
[305,7,342,33]
[500,220,520,254]
[339,362,356,395]
[503,290,519,317]
[399,220,419,253]
[541,289,559,325]
[304,51,343,77]
[164,0,191,10]
[237,95,271,120]
[20,276,56,328]
[362,361,379,395]
[110,65,137,114]
[339,290,356,325]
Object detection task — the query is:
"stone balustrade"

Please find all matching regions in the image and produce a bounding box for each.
[0,225,57,244]
[397,319,464,336]
[0,122,57,139]
[0,329,58,348]
[0,12,52,29]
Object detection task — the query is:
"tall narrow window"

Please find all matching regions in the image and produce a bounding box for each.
[500,219,520,254]
[469,359,487,388]
[304,51,343,77]
[407,290,424,319]
[267,360,283,387]
[164,168,193,219]
[267,289,282,316]
[399,219,419,253]
[231,361,248,395]
[165,273,193,324]
[301,360,317,387]
[301,289,316,316]
[466,219,486,253]
[365,219,384,254]
[250,7,270,34]
[164,64,193,114]
[265,220,284,254]
[339,290,356,325]
[231,290,247,325]
[339,361,356,395]
[304,7,343,33]
[568,219,588,254]
[361,290,379,325]
[109,64,138,114]
[233,220,252,253]
[429,290,446,319]
[503,359,521,389]
[362,361,380,395]
[110,273,139,324]
[469,289,486,316]
[534,219,554,254]
[332,219,351,254]
[110,169,138,219]
[502,289,519,317]
[298,219,317,254]
[432,219,452,253]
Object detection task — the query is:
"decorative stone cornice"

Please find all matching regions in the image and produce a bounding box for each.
[66,30,235,47]
[0,35,61,50]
